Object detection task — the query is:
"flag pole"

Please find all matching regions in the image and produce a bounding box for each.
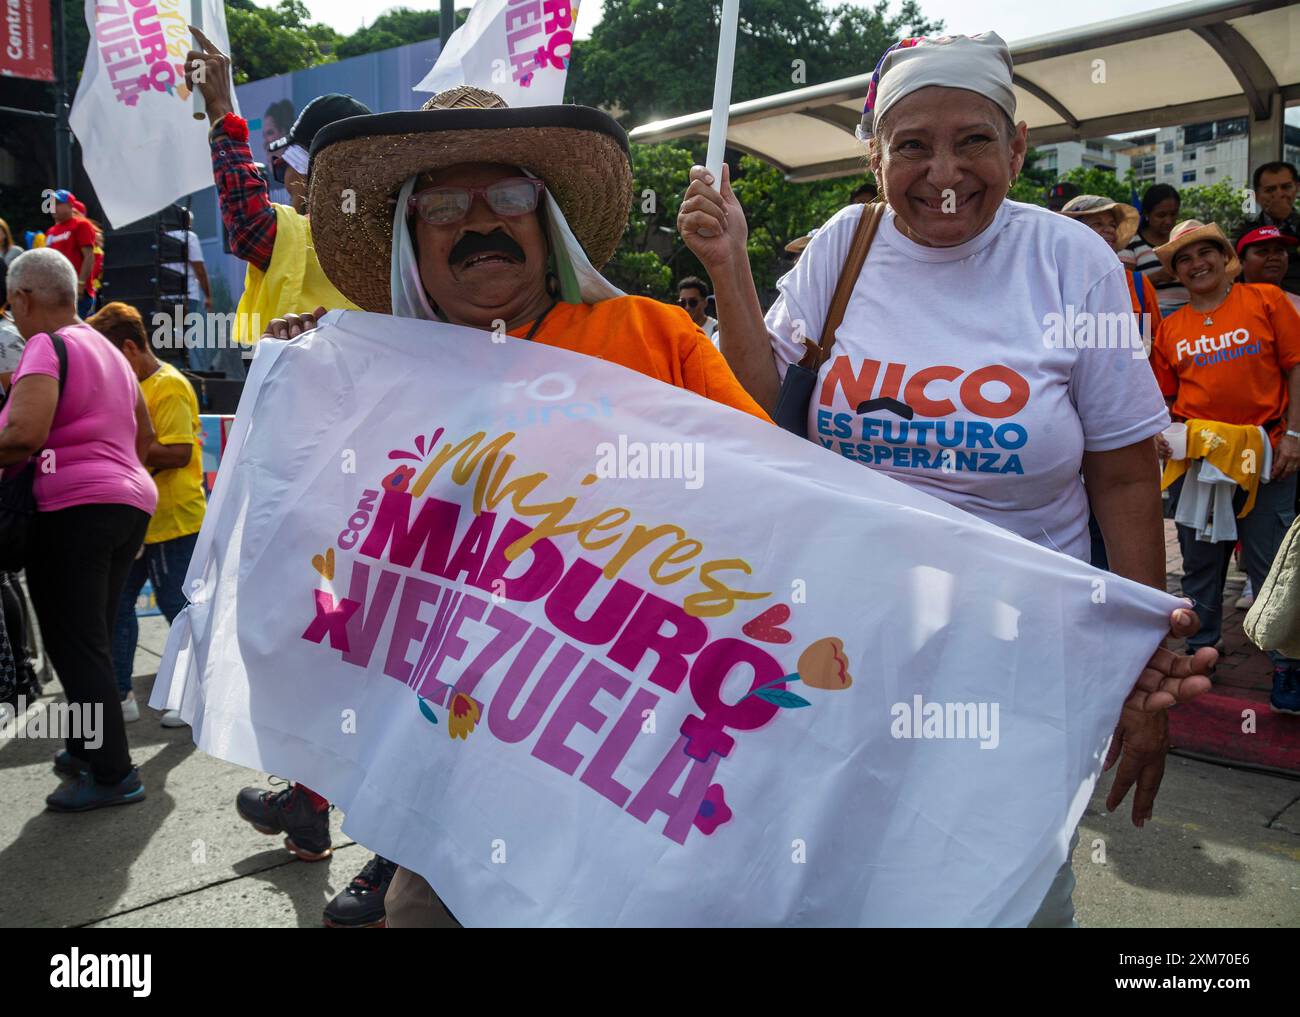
[191,0,206,120]
[705,0,739,182]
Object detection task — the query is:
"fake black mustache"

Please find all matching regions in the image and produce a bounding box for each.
[449,229,525,266]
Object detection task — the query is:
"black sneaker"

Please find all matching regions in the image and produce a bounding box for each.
[52,750,89,778]
[1270,665,1300,715]
[235,782,332,861]
[46,768,146,812]
[323,855,398,928]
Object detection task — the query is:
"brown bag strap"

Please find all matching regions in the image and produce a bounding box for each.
[798,201,885,369]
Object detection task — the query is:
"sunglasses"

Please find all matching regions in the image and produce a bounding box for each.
[407,178,545,226]
[678,296,701,308]
[270,154,286,184]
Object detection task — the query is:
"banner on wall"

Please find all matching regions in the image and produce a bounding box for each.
[68,0,240,227]
[153,310,1178,926]
[0,0,54,81]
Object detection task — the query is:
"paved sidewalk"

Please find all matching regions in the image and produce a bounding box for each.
[1,613,1296,928]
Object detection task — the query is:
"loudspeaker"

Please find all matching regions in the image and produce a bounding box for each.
[97,203,197,368]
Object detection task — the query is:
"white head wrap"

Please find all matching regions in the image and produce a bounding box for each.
[858,33,1016,140]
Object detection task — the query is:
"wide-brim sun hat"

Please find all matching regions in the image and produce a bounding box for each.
[308,86,633,313]
[1059,194,1140,249]
[1155,219,1241,279]
[785,228,817,254]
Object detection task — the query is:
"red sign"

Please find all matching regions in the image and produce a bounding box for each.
[1,0,54,82]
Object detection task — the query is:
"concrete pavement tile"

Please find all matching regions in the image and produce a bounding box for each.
[0,674,350,929]
[1270,795,1300,836]
[1075,756,1300,928]
[86,843,384,928]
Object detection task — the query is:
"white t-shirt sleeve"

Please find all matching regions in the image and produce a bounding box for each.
[1068,263,1170,452]
[764,204,862,380]
[187,230,204,264]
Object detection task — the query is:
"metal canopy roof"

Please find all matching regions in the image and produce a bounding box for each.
[628,0,1300,181]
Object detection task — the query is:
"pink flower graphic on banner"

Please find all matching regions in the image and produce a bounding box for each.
[694,785,732,835]
[383,466,416,493]
[448,692,480,740]
[388,428,445,463]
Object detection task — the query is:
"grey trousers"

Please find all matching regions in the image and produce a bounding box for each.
[1173,473,1298,664]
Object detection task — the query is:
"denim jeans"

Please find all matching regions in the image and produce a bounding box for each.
[111,531,199,697]
[1171,473,1298,665]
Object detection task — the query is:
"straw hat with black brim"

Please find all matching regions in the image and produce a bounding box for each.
[307,90,633,314]
[1154,219,1241,280]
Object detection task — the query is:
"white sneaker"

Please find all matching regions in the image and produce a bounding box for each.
[1235,579,1254,610]
[121,693,140,723]
[159,709,188,728]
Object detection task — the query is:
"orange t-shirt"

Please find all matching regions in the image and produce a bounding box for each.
[510,297,770,423]
[1126,270,1161,335]
[1152,283,1300,443]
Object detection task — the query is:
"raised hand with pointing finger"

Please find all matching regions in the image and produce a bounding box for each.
[185,26,236,127]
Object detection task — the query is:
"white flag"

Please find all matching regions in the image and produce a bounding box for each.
[414,0,577,106]
[153,310,1179,927]
[69,0,239,227]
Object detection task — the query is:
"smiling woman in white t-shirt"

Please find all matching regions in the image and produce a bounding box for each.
[679,32,1216,927]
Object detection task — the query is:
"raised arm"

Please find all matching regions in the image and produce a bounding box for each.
[186,27,277,273]
[677,165,780,413]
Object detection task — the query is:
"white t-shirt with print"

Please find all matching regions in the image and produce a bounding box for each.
[766,200,1170,561]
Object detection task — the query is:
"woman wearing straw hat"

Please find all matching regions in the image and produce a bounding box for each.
[679,32,1215,927]
[1058,194,1162,339]
[1151,219,1300,714]
[262,85,769,927]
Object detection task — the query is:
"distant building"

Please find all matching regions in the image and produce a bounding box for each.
[1114,133,1157,189]
[1034,120,1300,195]
[1148,118,1300,191]
[1034,137,1132,178]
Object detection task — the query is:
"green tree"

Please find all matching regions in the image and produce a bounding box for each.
[569,0,941,124]
[1008,147,1054,205]
[225,0,343,84]
[336,7,470,61]
[731,154,867,290]
[1059,165,1137,205]
[1177,180,1251,236]
[603,142,699,297]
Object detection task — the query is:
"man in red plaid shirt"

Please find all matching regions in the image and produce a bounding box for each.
[184,27,392,929]
[186,28,367,350]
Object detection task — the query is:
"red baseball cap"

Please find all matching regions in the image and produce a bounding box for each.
[1236,224,1298,255]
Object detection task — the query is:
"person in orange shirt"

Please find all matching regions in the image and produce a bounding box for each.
[1059,194,1162,343]
[259,86,767,929]
[1152,219,1300,713]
